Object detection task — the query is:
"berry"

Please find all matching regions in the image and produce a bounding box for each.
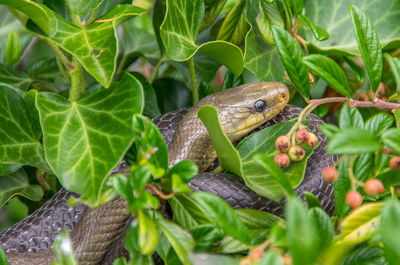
[274,153,290,168]
[364,179,384,196]
[307,132,318,148]
[322,167,338,183]
[309,73,315,85]
[288,145,305,161]
[390,156,400,170]
[295,129,310,144]
[275,136,291,152]
[346,191,363,208]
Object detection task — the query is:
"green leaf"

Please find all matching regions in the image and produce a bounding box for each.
[384,53,400,96]
[327,127,381,154]
[189,253,240,265]
[238,122,313,201]
[5,31,20,65]
[271,26,310,98]
[160,0,244,76]
[244,0,285,82]
[235,209,281,230]
[259,251,283,265]
[339,104,364,129]
[169,195,211,230]
[189,224,223,251]
[192,191,251,244]
[291,0,304,16]
[200,0,228,31]
[0,86,49,171]
[168,160,198,183]
[198,105,243,176]
[130,72,160,118]
[364,113,394,136]
[301,0,400,55]
[339,202,382,244]
[52,231,77,265]
[286,197,318,265]
[381,128,400,154]
[0,0,146,87]
[217,0,248,45]
[0,245,8,265]
[304,191,321,209]
[349,5,383,93]
[0,64,32,91]
[309,208,334,251]
[154,212,194,265]
[0,163,21,176]
[334,158,351,218]
[36,73,143,204]
[300,15,329,41]
[395,110,400,128]
[341,246,385,265]
[138,209,158,255]
[381,200,400,265]
[256,0,284,45]
[66,0,103,16]
[302,54,351,97]
[0,169,43,209]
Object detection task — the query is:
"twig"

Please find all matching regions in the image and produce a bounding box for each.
[146,184,175,200]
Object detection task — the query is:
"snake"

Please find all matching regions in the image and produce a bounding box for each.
[0,82,336,264]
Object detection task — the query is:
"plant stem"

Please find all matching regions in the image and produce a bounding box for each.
[69,57,83,101]
[189,57,198,104]
[149,57,165,84]
[16,37,38,72]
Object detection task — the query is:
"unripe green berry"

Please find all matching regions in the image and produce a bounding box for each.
[288,145,305,161]
[307,132,318,148]
[322,167,338,183]
[274,153,290,168]
[295,129,310,144]
[390,156,400,170]
[364,179,384,196]
[346,191,362,208]
[275,135,291,152]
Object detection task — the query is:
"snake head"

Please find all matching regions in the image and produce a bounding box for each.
[214,82,289,141]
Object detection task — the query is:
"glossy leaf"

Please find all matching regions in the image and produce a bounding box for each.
[200,0,228,31]
[339,104,364,129]
[384,53,400,95]
[291,0,304,16]
[328,128,381,154]
[0,86,49,171]
[271,26,310,98]
[67,0,103,16]
[350,5,383,93]
[5,31,20,65]
[286,197,318,265]
[256,0,284,45]
[309,208,334,251]
[339,202,382,244]
[300,15,329,41]
[130,72,161,118]
[154,212,194,265]
[244,0,285,82]
[189,224,223,251]
[217,0,248,45]
[364,113,394,136]
[0,163,21,176]
[0,0,146,87]
[192,191,251,244]
[168,160,198,183]
[0,169,43,209]
[341,246,385,265]
[235,209,281,230]
[36,73,142,204]
[138,209,158,255]
[169,195,211,229]
[302,54,351,97]
[334,158,351,218]
[198,105,242,176]
[160,0,243,76]
[381,128,400,154]
[394,110,400,128]
[0,64,32,91]
[381,200,400,265]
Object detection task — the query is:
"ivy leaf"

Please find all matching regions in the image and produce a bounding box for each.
[66,0,103,16]
[36,73,143,204]
[271,26,310,98]
[160,0,244,76]
[350,5,383,93]
[302,54,351,97]
[381,200,400,265]
[381,128,400,154]
[0,64,32,91]
[244,0,285,82]
[327,128,381,154]
[0,0,146,87]
[0,163,21,176]
[192,191,251,245]
[0,169,43,209]
[0,86,49,171]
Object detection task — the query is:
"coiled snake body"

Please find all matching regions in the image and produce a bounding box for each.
[0,83,336,264]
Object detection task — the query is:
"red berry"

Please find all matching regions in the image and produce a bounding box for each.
[309,73,315,85]
[322,167,338,183]
[274,153,290,168]
[364,179,384,196]
[288,145,305,161]
[275,136,291,152]
[307,132,318,148]
[346,191,363,208]
[390,156,400,170]
[295,129,310,144]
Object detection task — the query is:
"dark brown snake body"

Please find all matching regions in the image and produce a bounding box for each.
[0,83,336,264]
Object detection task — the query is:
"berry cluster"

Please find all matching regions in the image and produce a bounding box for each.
[274,128,318,169]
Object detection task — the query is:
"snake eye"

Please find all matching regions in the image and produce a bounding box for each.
[254,100,266,112]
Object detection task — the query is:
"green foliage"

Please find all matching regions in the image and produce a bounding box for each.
[0,0,400,264]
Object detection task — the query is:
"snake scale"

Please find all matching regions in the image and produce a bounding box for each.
[0,82,336,264]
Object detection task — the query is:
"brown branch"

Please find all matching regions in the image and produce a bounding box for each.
[146,184,175,200]
[309,97,400,110]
